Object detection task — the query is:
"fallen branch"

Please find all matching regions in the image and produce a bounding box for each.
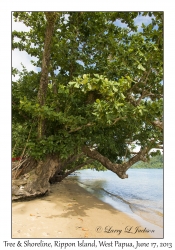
[13,125,33,178]
[12,158,28,171]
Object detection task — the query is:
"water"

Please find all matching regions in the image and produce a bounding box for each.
[68,169,163,229]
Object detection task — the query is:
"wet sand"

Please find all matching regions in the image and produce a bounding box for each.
[12,179,162,238]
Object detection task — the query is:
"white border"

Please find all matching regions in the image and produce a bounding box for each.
[0,0,175,248]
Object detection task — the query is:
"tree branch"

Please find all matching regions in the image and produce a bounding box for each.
[112,117,126,125]
[59,159,94,181]
[126,69,152,107]
[60,153,84,171]
[69,123,95,133]
[37,12,58,139]
[151,120,163,130]
[82,146,149,179]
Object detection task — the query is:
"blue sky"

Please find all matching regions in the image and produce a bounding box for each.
[115,13,152,31]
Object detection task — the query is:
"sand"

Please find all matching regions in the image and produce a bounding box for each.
[12,178,162,238]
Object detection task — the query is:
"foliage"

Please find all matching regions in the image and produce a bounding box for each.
[131,154,163,169]
[12,12,163,169]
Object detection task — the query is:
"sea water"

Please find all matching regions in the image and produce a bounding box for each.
[68,169,163,230]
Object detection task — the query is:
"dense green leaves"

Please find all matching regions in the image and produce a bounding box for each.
[12,12,163,164]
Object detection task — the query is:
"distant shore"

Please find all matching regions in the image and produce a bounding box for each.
[12,178,162,238]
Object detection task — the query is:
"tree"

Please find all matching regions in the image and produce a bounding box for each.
[131,154,163,169]
[12,11,163,201]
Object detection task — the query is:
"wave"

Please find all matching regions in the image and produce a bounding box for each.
[102,188,163,228]
[70,170,163,228]
[81,185,163,228]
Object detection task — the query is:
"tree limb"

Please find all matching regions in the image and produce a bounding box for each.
[69,123,95,133]
[82,146,149,179]
[151,120,163,130]
[58,159,94,182]
[37,12,58,139]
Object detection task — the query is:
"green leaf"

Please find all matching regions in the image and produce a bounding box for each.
[94,74,99,78]
[96,99,100,103]
[69,82,77,85]
[74,83,80,88]
[137,64,146,71]
[112,86,118,92]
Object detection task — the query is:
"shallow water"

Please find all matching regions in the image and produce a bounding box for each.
[68,169,163,229]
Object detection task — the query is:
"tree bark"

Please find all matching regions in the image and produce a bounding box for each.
[12,155,60,201]
[151,120,163,130]
[50,159,94,183]
[12,150,91,201]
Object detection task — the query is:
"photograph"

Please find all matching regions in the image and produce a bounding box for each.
[11,10,164,240]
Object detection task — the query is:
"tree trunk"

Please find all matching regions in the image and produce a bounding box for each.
[12,153,93,201]
[12,155,60,201]
[12,13,62,201]
[12,146,149,201]
[37,12,58,139]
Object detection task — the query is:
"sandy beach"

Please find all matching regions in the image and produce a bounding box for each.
[12,178,162,239]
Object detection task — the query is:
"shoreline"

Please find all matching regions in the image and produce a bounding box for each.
[12,178,163,238]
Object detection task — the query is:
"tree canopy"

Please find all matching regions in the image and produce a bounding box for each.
[12,12,163,182]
